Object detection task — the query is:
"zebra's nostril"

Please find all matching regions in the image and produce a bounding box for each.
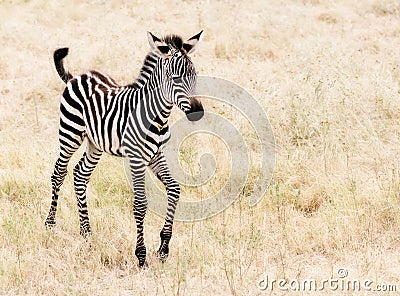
[185,98,204,121]
[186,110,204,121]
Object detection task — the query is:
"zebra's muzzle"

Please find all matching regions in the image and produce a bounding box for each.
[186,97,204,121]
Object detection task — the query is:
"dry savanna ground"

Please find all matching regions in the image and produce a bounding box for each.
[1,0,400,295]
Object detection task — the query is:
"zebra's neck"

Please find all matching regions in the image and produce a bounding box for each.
[129,52,170,105]
[129,52,159,89]
[129,54,172,128]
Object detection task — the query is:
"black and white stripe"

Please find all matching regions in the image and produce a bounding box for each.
[45,31,204,267]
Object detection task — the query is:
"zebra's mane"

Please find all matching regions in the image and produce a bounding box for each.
[128,52,159,89]
[128,34,184,89]
[162,34,183,50]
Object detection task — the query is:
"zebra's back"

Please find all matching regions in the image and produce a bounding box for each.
[61,70,131,156]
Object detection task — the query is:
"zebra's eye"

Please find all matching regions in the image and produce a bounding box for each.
[173,76,182,84]
[173,77,182,84]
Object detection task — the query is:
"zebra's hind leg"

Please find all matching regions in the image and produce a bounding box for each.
[45,141,83,229]
[73,142,102,238]
[148,151,180,263]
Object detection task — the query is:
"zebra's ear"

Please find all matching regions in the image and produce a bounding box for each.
[183,30,204,55]
[147,31,171,58]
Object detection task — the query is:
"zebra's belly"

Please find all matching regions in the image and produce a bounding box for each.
[82,110,171,160]
[83,117,124,156]
[120,128,171,162]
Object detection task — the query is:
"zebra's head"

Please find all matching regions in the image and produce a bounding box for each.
[147,30,204,122]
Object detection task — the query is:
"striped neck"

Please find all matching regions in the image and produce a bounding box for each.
[129,52,159,89]
[130,54,172,127]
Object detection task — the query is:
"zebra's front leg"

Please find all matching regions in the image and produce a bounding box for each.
[73,143,102,238]
[157,177,179,262]
[129,162,148,268]
[149,151,180,262]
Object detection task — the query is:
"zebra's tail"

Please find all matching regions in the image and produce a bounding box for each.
[54,48,73,84]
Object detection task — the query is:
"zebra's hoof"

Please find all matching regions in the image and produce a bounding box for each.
[157,241,169,263]
[138,261,148,269]
[135,246,147,268]
[45,219,56,229]
[80,227,92,239]
[156,250,169,263]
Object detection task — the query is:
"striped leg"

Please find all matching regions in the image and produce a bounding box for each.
[73,142,102,237]
[128,154,148,268]
[45,122,85,229]
[45,146,81,228]
[148,151,180,262]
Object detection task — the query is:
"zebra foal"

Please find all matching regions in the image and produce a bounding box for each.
[45,31,204,267]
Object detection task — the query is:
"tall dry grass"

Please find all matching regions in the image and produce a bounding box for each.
[1,0,400,295]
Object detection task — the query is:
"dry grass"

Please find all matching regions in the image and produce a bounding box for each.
[1,0,400,295]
